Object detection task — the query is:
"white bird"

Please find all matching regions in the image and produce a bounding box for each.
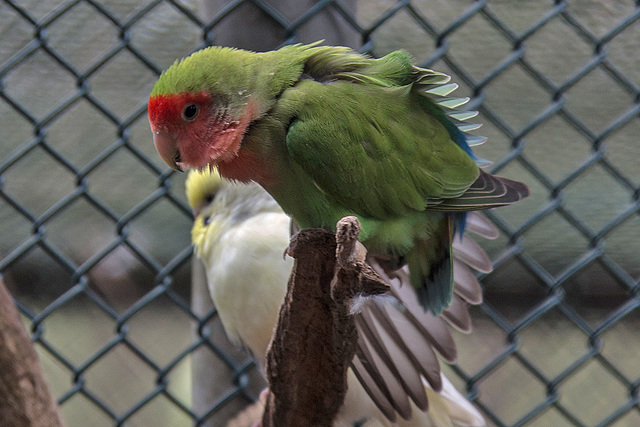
[187,168,486,426]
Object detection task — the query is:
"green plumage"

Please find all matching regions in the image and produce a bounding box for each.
[284,80,478,218]
[151,43,529,313]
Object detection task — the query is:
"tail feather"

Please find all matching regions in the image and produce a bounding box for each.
[465,211,499,239]
[386,269,458,363]
[452,260,483,305]
[433,375,485,427]
[356,324,413,419]
[452,235,492,274]
[350,355,397,423]
[441,296,472,333]
[339,371,486,427]
[358,308,429,412]
[408,215,454,315]
[349,214,497,425]
[430,170,530,211]
[368,302,442,394]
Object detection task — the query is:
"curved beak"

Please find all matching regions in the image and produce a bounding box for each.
[152,130,183,172]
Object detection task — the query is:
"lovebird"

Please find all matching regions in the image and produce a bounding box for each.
[149,42,529,315]
[186,168,487,426]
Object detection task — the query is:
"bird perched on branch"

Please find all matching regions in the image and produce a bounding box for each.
[149,42,528,315]
[188,168,293,360]
[186,168,487,426]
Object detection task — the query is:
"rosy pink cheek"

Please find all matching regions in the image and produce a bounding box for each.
[178,140,210,169]
[175,122,214,169]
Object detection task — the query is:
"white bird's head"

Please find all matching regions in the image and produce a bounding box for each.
[185,168,284,259]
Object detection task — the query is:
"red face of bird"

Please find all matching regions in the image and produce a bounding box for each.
[148,91,258,172]
[148,44,302,172]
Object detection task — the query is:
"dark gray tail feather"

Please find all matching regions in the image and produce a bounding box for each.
[349,212,496,423]
[428,170,530,212]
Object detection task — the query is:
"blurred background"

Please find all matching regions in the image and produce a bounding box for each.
[1,0,639,425]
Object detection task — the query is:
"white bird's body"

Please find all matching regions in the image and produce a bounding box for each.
[202,210,291,361]
[187,169,485,427]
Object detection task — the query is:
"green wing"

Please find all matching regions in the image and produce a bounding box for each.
[283,79,480,220]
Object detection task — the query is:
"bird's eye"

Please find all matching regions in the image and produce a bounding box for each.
[203,216,211,226]
[182,103,199,121]
[204,194,215,204]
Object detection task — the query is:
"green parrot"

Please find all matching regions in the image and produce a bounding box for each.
[149,42,529,314]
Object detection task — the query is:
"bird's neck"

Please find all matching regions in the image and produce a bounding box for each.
[217,146,275,187]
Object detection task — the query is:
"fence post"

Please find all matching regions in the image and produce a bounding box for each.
[202,0,359,50]
[190,257,216,423]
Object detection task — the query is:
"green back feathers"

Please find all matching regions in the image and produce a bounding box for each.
[304,47,415,87]
[151,41,457,99]
[151,42,432,101]
[302,45,372,77]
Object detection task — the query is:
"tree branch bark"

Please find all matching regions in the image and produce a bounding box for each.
[261,216,389,426]
[0,277,66,427]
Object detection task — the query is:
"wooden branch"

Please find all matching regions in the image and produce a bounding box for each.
[0,277,66,427]
[261,216,389,427]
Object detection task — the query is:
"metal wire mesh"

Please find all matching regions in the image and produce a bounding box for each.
[1,0,639,426]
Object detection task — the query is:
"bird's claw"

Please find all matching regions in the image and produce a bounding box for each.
[283,245,294,259]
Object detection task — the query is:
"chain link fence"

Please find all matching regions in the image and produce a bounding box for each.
[1,0,639,426]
